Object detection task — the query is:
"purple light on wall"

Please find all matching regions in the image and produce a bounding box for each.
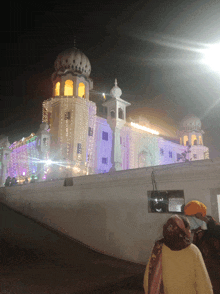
[7,138,39,179]
[95,118,112,173]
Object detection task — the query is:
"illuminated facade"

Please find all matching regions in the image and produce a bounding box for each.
[0,47,209,185]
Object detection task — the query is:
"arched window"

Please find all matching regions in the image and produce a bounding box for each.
[191,134,197,145]
[199,136,203,145]
[64,80,73,96]
[78,82,85,98]
[118,108,124,119]
[138,151,148,168]
[110,110,115,118]
[183,135,189,146]
[55,82,60,96]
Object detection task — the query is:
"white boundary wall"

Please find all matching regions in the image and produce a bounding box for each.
[1,158,220,264]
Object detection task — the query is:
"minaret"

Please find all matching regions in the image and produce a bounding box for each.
[178,115,204,147]
[178,114,209,161]
[42,47,94,167]
[103,79,131,171]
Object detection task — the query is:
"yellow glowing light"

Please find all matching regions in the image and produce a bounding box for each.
[55,82,60,96]
[78,82,85,98]
[102,93,106,99]
[183,135,189,146]
[73,166,80,173]
[64,80,73,96]
[130,122,159,135]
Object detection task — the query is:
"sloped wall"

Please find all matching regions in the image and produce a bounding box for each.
[1,159,220,264]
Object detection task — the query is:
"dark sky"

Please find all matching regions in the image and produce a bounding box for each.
[1,0,220,158]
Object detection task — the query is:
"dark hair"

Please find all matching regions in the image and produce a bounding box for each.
[179,215,190,229]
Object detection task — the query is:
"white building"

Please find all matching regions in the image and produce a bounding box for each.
[0,47,209,185]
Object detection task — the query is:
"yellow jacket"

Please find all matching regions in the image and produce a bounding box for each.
[144,243,213,294]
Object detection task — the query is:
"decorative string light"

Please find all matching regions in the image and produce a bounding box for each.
[86,102,97,174]
[7,134,39,182]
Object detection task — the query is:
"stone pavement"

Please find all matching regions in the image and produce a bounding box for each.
[0,203,146,293]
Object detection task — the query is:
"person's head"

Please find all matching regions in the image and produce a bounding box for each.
[163,215,191,250]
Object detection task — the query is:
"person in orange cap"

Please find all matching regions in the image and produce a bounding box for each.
[193,213,220,294]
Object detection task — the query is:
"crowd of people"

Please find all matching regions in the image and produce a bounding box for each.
[4,176,17,186]
[144,212,220,294]
[4,175,36,186]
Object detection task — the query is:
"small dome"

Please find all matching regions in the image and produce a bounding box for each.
[110,79,122,98]
[180,114,202,131]
[54,47,91,78]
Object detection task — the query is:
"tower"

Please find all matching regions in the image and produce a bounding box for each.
[42,47,94,167]
[178,114,209,161]
[103,79,131,171]
[178,114,204,146]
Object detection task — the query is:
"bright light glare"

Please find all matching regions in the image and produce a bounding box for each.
[202,44,220,72]
[131,122,159,135]
[45,159,52,165]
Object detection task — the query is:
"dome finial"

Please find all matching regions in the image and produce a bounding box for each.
[110,78,122,98]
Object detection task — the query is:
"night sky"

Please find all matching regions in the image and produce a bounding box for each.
[1,0,220,158]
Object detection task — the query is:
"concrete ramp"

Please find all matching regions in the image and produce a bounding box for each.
[0,202,145,294]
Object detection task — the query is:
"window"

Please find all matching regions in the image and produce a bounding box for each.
[77,143,82,154]
[102,157,108,164]
[110,110,115,118]
[78,82,85,98]
[160,148,164,156]
[102,131,108,141]
[55,82,60,96]
[64,80,73,96]
[183,135,189,146]
[88,127,93,136]
[43,138,48,146]
[177,153,181,161]
[148,190,185,213]
[191,134,197,145]
[199,136,203,145]
[65,112,71,120]
[193,154,197,159]
[118,108,124,119]
[169,151,172,158]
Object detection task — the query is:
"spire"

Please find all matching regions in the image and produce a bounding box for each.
[115,78,117,87]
